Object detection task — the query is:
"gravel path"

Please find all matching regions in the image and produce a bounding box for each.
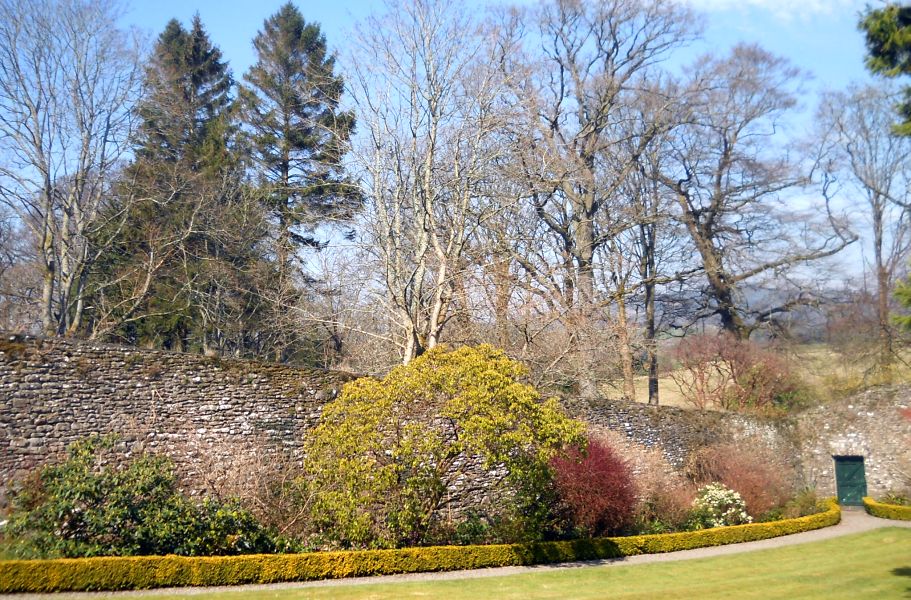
[7,508,911,599]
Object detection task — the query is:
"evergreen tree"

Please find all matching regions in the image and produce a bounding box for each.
[861,3,911,135]
[237,3,359,362]
[88,15,275,355]
[138,16,234,165]
[239,3,358,262]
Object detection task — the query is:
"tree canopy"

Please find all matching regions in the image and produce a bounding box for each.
[861,3,911,135]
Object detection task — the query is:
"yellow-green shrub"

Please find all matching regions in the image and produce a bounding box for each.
[863,496,911,521]
[304,345,585,548]
[0,499,840,593]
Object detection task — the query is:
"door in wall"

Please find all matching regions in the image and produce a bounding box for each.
[833,456,868,506]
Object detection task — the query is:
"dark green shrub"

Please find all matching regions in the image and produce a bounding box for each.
[1,436,280,558]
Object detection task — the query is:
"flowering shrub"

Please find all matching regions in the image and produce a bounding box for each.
[685,443,793,518]
[690,483,752,529]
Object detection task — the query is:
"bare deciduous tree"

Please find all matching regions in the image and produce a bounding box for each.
[0,205,41,330]
[0,0,142,336]
[817,83,911,371]
[658,45,855,340]
[490,0,697,398]
[349,0,508,363]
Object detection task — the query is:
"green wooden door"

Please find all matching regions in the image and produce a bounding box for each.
[834,456,867,506]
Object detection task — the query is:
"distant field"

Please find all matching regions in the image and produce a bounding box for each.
[604,343,911,410]
[138,528,911,600]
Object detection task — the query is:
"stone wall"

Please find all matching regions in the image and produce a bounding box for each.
[2,334,909,507]
[569,399,801,472]
[0,334,354,504]
[796,385,911,497]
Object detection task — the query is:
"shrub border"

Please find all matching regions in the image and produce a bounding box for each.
[863,496,911,521]
[0,499,840,594]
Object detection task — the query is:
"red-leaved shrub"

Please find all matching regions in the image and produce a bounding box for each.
[550,437,637,536]
[588,429,695,532]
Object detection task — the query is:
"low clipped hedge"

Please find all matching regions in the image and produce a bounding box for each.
[0,499,840,594]
[863,496,911,521]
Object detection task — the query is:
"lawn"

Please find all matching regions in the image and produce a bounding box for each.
[140,528,911,600]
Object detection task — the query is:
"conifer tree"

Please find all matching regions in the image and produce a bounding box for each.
[239,3,358,265]
[89,15,273,354]
[861,3,911,135]
[137,16,234,166]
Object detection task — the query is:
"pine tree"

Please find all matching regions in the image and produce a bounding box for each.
[860,4,911,135]
[138,16,234,165]
[88,15,272,355]
[239,3,358,262]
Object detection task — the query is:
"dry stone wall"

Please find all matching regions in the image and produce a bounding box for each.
[0,334,354,504]
[569,399,801,472]
[2,334,908,507]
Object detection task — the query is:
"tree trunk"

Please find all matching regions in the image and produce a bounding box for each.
[615,294,637,400]
[644,272,659,406]
[873,206,894,373]
[40,212,56,336]
[676,192,748,340]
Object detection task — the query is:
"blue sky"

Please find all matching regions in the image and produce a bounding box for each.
[122,0,876,98]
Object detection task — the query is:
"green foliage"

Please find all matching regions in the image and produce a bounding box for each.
[860,4,911,135]
[894,277,911,330]
[1,436,279,558]
[303,345,585,549]
[240,2,359,250]
[0,500,841,593]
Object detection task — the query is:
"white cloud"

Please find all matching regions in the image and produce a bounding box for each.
[683,0,863,23]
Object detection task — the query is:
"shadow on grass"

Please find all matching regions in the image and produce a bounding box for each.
[513,538,633,570]
[892,566,911,596]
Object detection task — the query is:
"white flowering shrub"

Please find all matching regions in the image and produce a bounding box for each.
[690,483,752,528]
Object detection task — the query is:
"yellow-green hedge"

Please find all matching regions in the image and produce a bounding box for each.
[0,500,840,594]
[863,496,911,521]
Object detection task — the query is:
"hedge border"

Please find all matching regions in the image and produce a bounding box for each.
[863,496,911,521]
[0,499,840,594]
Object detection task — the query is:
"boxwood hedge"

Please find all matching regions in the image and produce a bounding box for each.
[863,496,911,521]
[0,499,840,594]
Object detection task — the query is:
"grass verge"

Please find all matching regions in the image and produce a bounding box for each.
[139,528,911,600]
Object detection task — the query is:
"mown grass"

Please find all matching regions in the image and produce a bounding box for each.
[139,528,911,600]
